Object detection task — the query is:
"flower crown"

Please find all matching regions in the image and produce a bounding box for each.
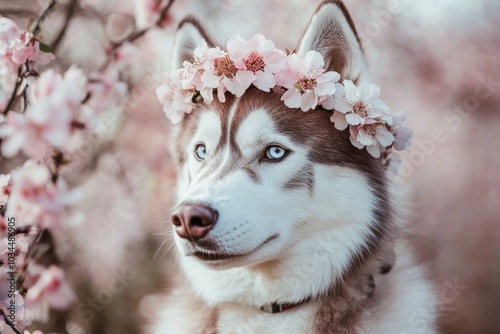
[156,34,413,159]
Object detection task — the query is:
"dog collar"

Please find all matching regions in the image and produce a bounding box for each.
[260,297,311,314]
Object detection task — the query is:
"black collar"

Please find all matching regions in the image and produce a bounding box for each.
[259,274,377,314]
[260,297,312,314]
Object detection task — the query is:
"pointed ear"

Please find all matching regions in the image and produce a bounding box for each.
[172,17,214,69]
[298,1,370,83]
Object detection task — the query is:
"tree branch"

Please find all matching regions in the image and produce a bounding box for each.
[2,66,23,114]
[0,8,37,16]
[100,0,176,70]
[52,0,79,52]
[0,309,22,334]
[31,0,58,35]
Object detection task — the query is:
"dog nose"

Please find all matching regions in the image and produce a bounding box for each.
[171,204,218,240]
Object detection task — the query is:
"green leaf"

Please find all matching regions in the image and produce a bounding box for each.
[39,42,53,54]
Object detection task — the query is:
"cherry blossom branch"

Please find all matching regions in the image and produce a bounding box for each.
[0,309,22,334]
[31,0,58,35]
[116,0,175,46]
[2,66,23,114]
[100,0,176,70]
[0,9,37,16]
[2,0,59,114]
[52,0,79,52]
[21,62,30,112]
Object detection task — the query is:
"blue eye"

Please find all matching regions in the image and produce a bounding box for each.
[195,144,206,160]
[266,145,287,160]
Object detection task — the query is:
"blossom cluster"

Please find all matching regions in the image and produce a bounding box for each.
[0,17,55,110]
[0,66,126,160]
[156,34,413,158]
[0,162,77,332]
[0,15,127,333]
[0,18,55,66]
[5,161,83,229]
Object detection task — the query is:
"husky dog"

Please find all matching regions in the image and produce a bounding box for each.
[151,1,438,333]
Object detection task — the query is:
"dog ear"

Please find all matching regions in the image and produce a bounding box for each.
[172,17,214,70]
[298,1,370,83]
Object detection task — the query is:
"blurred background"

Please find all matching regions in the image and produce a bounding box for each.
[1,0,499,333]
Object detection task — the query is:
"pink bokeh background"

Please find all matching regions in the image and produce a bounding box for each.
[1,0,499,333]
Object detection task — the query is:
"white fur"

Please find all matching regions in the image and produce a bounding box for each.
[358,243,438,334]
[151,241,437,334]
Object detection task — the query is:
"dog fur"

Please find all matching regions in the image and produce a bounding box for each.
[149,1,438,333]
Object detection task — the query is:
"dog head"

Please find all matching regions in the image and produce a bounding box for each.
[167,1,393,303]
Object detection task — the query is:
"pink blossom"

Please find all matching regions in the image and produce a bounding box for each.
[11,31,55,65]
[392,111,413,151]
[227,34,286,92]
[327,80,391,129]
[24,265,76,323]
[156,69,196,124]
[349,123,394,158]
[276,50,339,111]
[0,232,30,272]
[87,69,127,112]
[5,161,83,229]
[0,291,25,325]
[0,18,20,89]
[192,40,238,102]
[175,40,222,103]
[192,39,255,100]
[0,18,18,45]
[0,173,11,207]
[0,89,8,111]
[0,67,88,158]
[328,80,395,158]
[135,0,172,29]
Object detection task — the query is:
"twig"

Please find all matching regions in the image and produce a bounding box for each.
[16,227,31,235]
[100,0,176,70]
[115,0,175,47]
[30,0,58,35]
[2,67,22,114]
[0,309,22,334]
[21,63,30,112]
[0,9,37,16]
[52,0,79,52]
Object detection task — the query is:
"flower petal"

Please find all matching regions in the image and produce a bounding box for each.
[301,90,317,111]
[264,49,287,72]
[304,50,324,70]
[334,98,352,114]
[375,126,395,147]
[366,144,381,158]
[254,71,276,92]
[281,89,302,109]
[343,80,357,102]
[201,71,221,88]
[357,129,374,146]
[330,111,348,130]
[345,113,361,125]
[349,135,364,149]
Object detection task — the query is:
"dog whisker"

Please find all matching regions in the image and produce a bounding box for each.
[143,220,172,234]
